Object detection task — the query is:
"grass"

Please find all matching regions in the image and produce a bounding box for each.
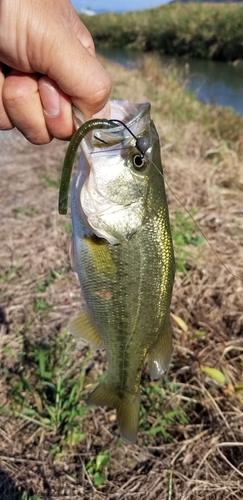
[1,56,243,499]
[43,174,60,189]
[12,207,39,218]
[33,297,53,311]
[86,451,111,487]
[35,270,59,293]
[2,329,91,460]
[171,210,204,273]
[19,495,40,500]
[140,379,190,442]
[81,4,243,61]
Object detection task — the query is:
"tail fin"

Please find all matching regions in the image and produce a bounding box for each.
[86,380,140,444]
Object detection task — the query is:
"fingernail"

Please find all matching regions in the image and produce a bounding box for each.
[39,82,60,117]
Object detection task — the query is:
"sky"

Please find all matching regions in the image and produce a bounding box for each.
[71,0,169,13]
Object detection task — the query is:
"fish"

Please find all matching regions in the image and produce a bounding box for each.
[59,100,175,444]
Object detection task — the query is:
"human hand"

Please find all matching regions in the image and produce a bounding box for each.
[0,0,111,144]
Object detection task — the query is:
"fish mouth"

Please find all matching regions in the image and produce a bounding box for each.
[80,100,151,164]
[109,100,150,124]
[75,99,152,182]
[73,100,151,153]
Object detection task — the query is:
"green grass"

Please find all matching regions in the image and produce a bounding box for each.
[19,495,40,500]
[12,206,39,217]
[0,267,19,283]
[1,330,92,459]
[81,4,243,61]
[171,210,204,273]
[86,451,111,487]
[64,222,72,234]
[0,320,196,481]
[35,270,59,293]
[33,297,53,311]
[43,175,60,189]
[140,378,191,442]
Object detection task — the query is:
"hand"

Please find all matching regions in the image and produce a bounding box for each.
[0,0,111,144]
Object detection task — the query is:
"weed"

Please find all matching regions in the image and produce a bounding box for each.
[171,210,204,273]
[64,222,72,234]
[19,494,40,500]
[35,270,59,293]
[1,345,14,355]
[140,379,190,442]
[43,175,60,189]
[201,366,229,386]
[12,206,39,217]
[3,330,92,457]
[86,451,111,487]
[0,266,19,283]
[33,297,53,312]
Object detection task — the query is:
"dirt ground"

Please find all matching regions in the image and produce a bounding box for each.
[1,60,243,500]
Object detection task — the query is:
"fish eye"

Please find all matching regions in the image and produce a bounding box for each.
[132,154,147,171]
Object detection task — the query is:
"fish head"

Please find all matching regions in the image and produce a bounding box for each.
[75,100,161,244]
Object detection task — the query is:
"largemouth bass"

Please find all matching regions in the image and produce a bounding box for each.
[59,100,175,444]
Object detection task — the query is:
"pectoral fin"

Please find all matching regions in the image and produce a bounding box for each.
[147,317,173,380]
[85,237,116,275]
[86,380,140,444]
[68,310,103,348]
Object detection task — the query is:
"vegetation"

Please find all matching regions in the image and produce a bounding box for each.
[1,56,243,498]
[81,3,243,61]
[171,210,205,273]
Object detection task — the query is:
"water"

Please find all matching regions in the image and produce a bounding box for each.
[97,46,243,116]
[98,46,141,70]
[174,57,243,116]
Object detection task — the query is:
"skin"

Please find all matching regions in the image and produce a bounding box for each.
[0,0,112,144]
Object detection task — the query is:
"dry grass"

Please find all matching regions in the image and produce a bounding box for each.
[0,57,243,500]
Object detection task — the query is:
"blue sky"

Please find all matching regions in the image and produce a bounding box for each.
[71,0,169,13]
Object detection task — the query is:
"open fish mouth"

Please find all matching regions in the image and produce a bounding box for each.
[73,100,152,163]
[73,99,150,132]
